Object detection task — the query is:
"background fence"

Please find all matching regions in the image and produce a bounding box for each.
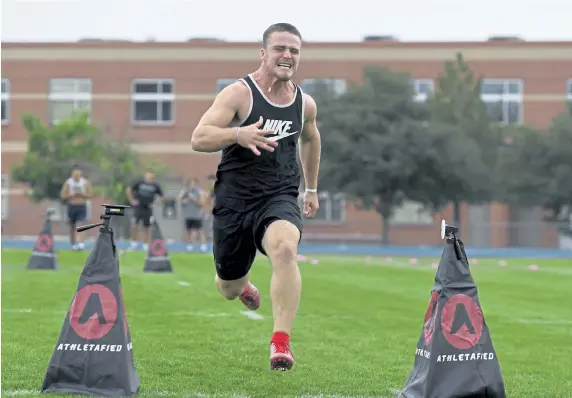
[2,200,570,250]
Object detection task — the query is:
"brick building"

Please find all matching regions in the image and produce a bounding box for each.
[2,39,571,246]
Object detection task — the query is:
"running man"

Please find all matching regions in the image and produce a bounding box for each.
[191,23,321,371]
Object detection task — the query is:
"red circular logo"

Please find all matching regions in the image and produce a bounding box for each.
[150,239,166,256]
[35,234,52,252]
[440,294,483,349]
[423,291,439,345]
[69,284,118,340]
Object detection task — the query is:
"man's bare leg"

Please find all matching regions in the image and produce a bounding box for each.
[261,220,301,371]
[69,224,76,246]
[130,224,139,249]
[215,273,260,310]
[197,229,208,252]
[142,226,151,251]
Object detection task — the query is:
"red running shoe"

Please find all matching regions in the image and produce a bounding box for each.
[270,342,294,371]
[239,281,260,311]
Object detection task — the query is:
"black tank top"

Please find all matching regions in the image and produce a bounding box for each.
[214,74,304,212]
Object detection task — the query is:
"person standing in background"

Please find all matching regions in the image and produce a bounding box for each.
[60,165,92,251]
[126,169,164,251]
[179,177,208,252]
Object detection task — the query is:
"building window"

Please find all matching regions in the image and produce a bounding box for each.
[48,78,92,125]
[131,79,175,125]
[1,174,9,220]
[412,79,434,102]
[301,78,347,97]
[567,79,572,100]
[1,78,10,124]
[216,78,237,93]
[299,192,346,223]
[481,79,523,125]
[390,201,433,225]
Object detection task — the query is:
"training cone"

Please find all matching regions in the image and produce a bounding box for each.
[27,210,58,270]
[143,219,173,273]
[41,207,140,396]
[399,220,506,398]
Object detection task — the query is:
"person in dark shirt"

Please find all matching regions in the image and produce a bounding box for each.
[125,169,164,251]
[191,23,322,371]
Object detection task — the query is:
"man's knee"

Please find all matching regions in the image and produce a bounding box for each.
[262,220,300,265]
[216,274,248,300]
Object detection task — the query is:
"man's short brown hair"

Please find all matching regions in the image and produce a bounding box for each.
[262,23,302,48]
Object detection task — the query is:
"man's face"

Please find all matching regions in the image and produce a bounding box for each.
[144,172,155,182]
[72,169,82,180]
[261,31,301,82]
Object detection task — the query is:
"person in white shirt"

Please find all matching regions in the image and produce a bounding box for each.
[60,165,92,251]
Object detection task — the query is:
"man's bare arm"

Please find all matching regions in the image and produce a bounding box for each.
[299,94,321,190]
[61,182,69,200]
[125,186,136,204]
[84,180,93,199]
[191,83,246,153]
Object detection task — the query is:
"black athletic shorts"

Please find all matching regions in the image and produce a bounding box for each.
[132,206,153,227]
[213,193,303,281]
[185,218,203,230]
[67,204,87,224]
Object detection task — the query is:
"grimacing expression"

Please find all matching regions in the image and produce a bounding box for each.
[261,31,301,82]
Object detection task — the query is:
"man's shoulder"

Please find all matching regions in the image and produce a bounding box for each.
[217,80,251,104]
[301,93,317,118]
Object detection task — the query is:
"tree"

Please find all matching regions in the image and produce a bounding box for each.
[315,66,447,244]
[12,112,105,202]
[428,53,501,228]
[12,111,170,209]
[405,121,491,217]
[498,110,572,232]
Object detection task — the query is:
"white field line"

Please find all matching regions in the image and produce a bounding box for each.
[239,310,264,320]
[177,281,191,286]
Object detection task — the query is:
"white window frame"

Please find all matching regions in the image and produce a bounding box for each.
[48,78,93,125]
[216,78,237,93]
[299,191,346,223]
[412,79,434,102]
[131,78,175,126]
[390,200,433,225]
[480,79,523,125]
[567,79,572,101]
[301,78,347,97]
[1,78,10,125]
[1,173,9,220]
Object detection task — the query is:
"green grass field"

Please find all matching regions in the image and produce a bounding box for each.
[1,248,571,397]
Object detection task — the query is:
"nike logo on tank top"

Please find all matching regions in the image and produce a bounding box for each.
[214,74,304,211]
